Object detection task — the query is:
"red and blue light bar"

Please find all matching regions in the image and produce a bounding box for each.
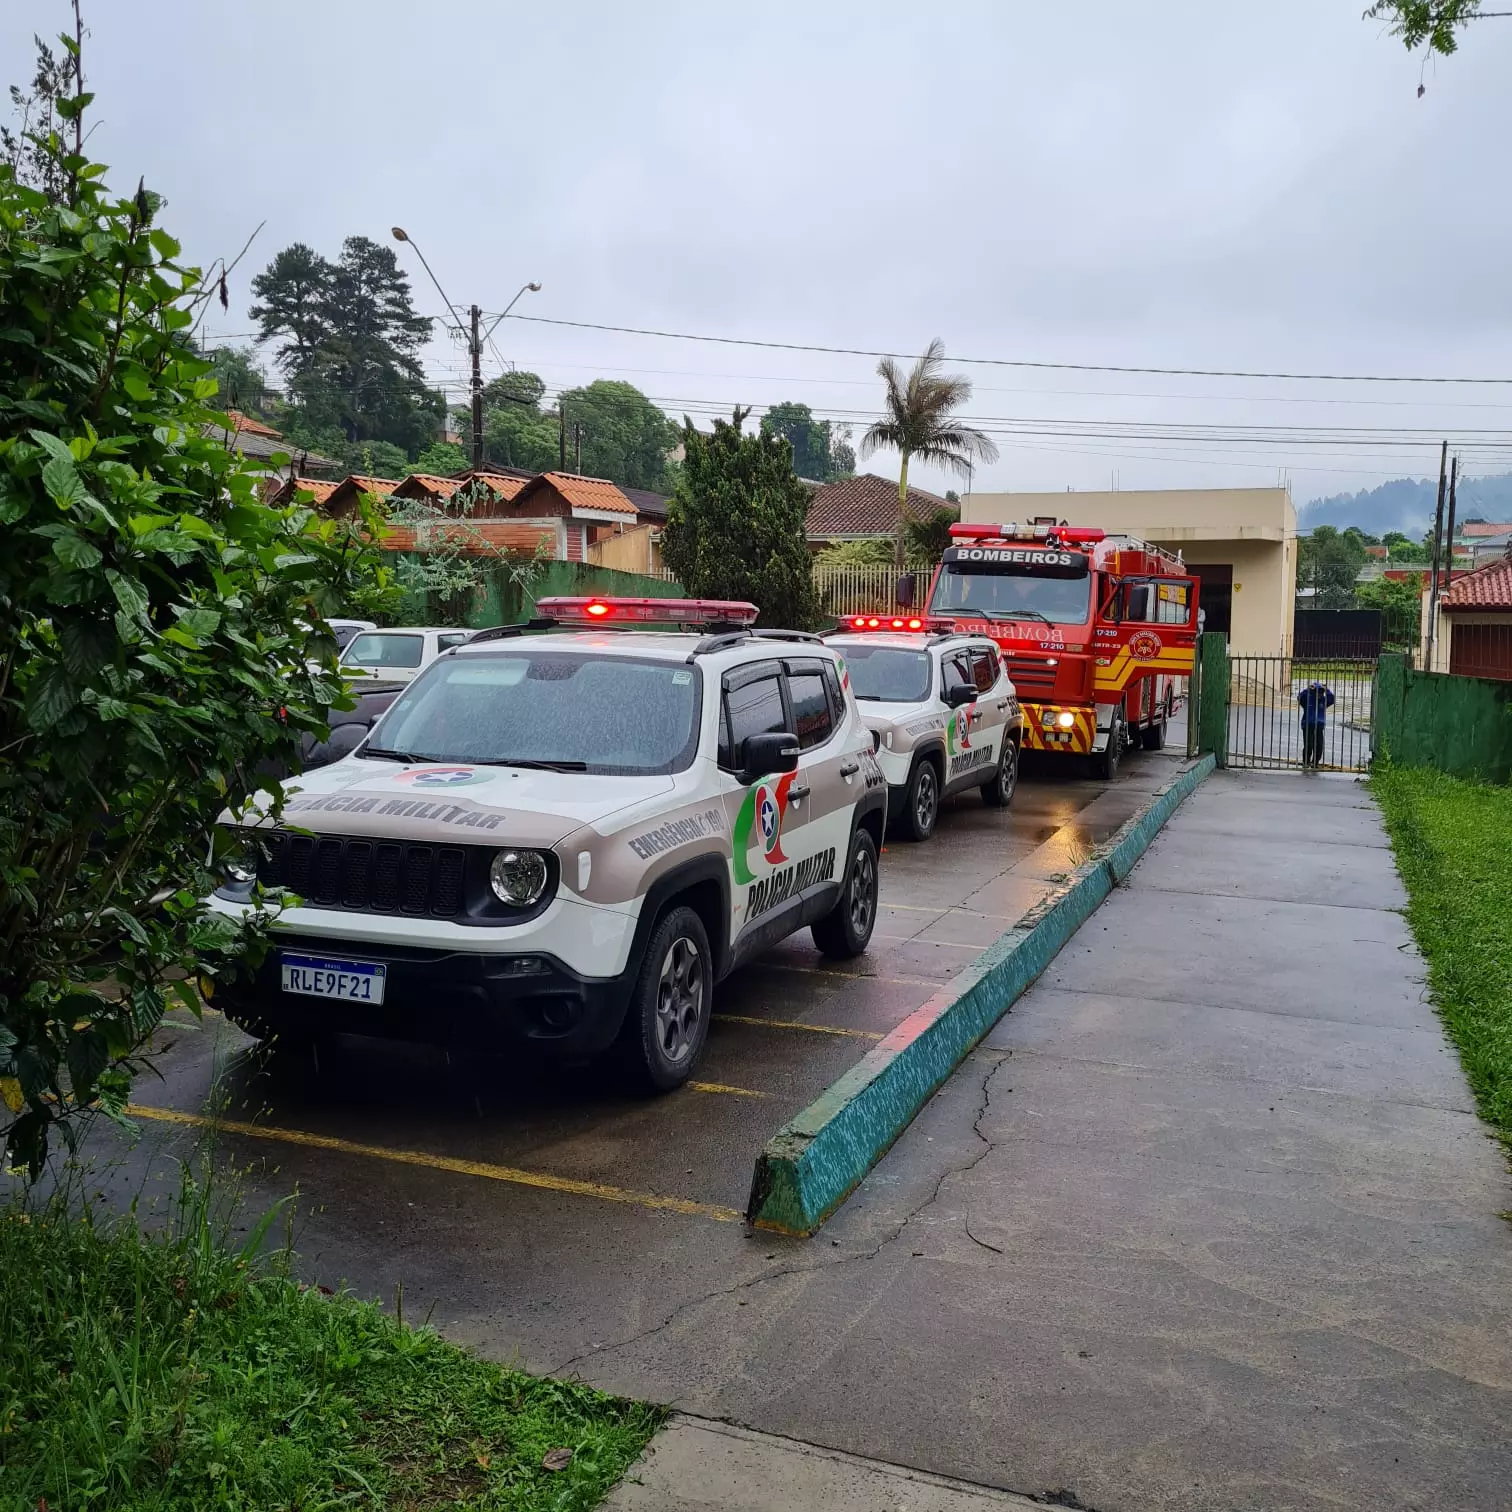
[948,522,1105,545]
[537,596,759,628]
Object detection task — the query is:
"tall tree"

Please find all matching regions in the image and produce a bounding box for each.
[860,339,998,569]
[1366,1,1483,57]
[204,344,273,420]
[249,242,332,377]
[556,380,679,491]
[760,401,852,482]
[661,409,821,630]
[480,369,559,472]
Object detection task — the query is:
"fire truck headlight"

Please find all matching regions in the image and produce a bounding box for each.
[1056,711,1076,729]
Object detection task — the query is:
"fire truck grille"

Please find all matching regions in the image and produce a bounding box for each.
[1004,657,1059,693]
[257,832,468,918]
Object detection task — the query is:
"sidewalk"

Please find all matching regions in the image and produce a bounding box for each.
[587,770,1512,1512]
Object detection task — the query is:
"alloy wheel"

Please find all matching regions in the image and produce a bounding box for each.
[654,934,705,1065]
[849,843,877,936]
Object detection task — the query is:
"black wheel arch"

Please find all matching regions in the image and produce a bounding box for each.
[628,854,733,984]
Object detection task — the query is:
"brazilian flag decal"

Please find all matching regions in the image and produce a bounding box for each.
[732,771,796,885]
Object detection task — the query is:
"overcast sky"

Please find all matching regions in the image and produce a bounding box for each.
[6,0,1511,504]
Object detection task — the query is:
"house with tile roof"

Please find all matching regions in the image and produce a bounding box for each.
[1436,554,1512,680]
[804,472,953,547]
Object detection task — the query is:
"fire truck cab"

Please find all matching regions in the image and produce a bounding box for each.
[919,520,1199,779]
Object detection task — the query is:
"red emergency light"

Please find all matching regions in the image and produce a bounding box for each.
[948,522,1105,545]
[846,615,926,632]
[537,596,760,628]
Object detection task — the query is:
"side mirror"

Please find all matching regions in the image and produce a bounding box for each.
[741,731,799,782]
[945,683,976,708]
[895,573,916,609]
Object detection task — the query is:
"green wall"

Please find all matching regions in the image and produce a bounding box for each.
[1196,632,1230,767]
[1374,654,1512,784]
[396,558,684,629]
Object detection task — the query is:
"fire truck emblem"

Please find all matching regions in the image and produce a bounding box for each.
[732,771,795,884]
[1128,629,1163,659]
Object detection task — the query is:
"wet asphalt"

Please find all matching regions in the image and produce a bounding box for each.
[72,743,1182,1368]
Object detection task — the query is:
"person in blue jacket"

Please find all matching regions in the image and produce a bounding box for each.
[1297,680,1335,769]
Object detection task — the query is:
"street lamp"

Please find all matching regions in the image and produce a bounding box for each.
[391,226,542,471]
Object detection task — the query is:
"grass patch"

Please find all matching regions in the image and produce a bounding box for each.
[0,1167,661,1510]
[1372,763,1512,1143]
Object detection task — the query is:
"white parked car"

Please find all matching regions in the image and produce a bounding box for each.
[825,620,1024,842]
[339,626,472,684]
[327,618,376,653]
[210,597,888,1090]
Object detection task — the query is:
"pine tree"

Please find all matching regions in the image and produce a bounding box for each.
[661,409,821,630]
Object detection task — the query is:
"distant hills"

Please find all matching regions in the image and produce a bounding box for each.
[1300,472,1512,536]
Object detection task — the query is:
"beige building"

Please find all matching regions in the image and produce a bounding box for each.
[962,487,1297,656]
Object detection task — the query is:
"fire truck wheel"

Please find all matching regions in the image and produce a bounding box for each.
[1094,712,1125,780]
[902,757,939,841]
[981,737,1019,807]
[1142,700,1169,751]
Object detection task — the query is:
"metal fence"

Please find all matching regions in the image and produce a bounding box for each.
[812,564,909,617]
[1227,655,1376,772]
[1417,618,1512,679]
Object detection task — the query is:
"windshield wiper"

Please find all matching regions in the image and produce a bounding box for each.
[983,608,1053,624]
[491,757,589,772]
[361,747,445,763]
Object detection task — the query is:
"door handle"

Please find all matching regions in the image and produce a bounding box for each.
[995,699,1010,710]
[788,783,811,800]
[838,761,859,777]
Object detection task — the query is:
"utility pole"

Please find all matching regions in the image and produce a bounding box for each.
[573,421,584,474]
[468,304,484,471]
[558,403,567,470]
[1426,440,1449,671]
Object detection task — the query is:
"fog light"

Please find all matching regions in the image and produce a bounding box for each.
[1056,711,1076,729]
[489,850,548,906]
[499,956,548,977]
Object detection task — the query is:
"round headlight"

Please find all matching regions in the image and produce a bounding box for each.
[223,834,259,885]
[489,849,549,906]
[1057,711,1076,729]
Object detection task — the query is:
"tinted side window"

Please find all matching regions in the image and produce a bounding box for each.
[789,672,834,749]
[438,633,470,651]
[942,652,974,697]
[971,647,997,693]
[821,660,845,725]
[724,673,787,767]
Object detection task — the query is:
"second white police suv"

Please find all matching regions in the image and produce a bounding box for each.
[825,614,1025,842]
[209,598,888,1091]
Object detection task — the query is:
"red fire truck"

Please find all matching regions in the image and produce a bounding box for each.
[917,520,1200,778]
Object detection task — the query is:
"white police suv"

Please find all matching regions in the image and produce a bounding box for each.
[210,598,887,1091]
[825,615,1024,842]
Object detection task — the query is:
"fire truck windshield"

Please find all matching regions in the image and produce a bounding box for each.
[931,564,1092,626]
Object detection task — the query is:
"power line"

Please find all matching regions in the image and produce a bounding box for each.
[509,314,1512,387]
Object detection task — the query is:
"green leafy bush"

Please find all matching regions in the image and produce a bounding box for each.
[0,35,394,1172]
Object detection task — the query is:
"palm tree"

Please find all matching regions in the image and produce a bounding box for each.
[860,339,999,570]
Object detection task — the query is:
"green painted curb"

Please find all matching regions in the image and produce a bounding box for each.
[746,754,1218,1235]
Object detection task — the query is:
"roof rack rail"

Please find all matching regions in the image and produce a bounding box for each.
[747,628,824,644]
[466,617,557,644]
[688,631,752,661]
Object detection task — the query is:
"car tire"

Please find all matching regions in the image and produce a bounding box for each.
[981,737,1019,807]
[901,758,939,842]
[1093,712,1124,780]
[616,905,712,1093]
[812,828,880,959]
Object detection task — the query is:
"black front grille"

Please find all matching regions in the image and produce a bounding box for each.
[257,831,469,919]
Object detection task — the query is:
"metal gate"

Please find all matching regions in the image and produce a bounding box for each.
[1226,655,1375,772]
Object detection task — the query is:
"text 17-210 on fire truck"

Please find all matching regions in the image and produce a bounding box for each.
[918,521,1199,779]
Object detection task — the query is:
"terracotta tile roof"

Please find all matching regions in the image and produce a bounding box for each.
[1460,521,1512,538]
[805,473,953,539]
[379,520,556,557]
[280,476,337,506]
[225,409,282,438]
[391,469,532,507]
[1442,557,1512,611]
[514,471,638,517]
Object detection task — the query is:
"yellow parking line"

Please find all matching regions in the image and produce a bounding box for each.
[688,1080,768,1098]
[714,1014,884,1041]
[125,1105,743,1224]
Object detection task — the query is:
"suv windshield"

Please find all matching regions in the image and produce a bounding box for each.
[842,645,932,703]
[345,632,423,669]
[931,565,1091,625]
[367,652,702,775]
